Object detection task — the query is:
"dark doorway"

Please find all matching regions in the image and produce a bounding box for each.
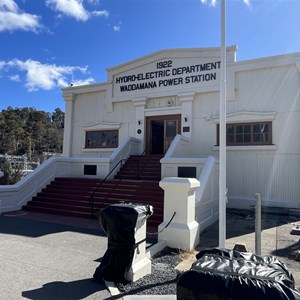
[151,120,164,154]
[146,115,181,154]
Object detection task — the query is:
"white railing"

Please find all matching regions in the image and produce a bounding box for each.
[0,137,142,213]
[0,156,66,213]
[108,136,141,178]
[195,156,219,231]
[156,133,219,251]
[164,134,192,158]
[160,134,206,178]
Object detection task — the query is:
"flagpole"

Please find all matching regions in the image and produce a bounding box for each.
[219,0,226,249]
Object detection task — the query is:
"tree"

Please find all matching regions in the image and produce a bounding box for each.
[0,107,65,161]
[0,159,23,185]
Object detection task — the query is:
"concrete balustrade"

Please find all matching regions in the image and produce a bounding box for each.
[158,177,200,252]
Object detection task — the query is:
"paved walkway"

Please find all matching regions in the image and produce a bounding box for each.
[0,211,112,300]
[1,208,300,299]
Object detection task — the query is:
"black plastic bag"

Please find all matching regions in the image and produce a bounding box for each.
[177,248,300,300]
[93,203,153,282]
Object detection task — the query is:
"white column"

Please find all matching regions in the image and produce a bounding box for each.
[62,93,74,157]
[132,97,147,146]
[158,177,200,252]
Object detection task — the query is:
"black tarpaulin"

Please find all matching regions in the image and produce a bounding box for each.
[93,203,153,282]
[177,248,300,300]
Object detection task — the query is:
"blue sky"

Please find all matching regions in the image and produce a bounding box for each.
[0,0,300,113]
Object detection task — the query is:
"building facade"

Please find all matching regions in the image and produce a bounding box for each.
[62,46,300,210]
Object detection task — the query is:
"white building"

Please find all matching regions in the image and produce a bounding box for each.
[61,46,300,210]
[1,45,299,251]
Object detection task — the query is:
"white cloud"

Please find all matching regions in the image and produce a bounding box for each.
[87,0,100,5]
[91,10,109,18]
[46,0,109,21]
[200,0,250,7]
[1,59,94,92]
[200,0,217,6]
[0,0,42,32]
[0,0,18,12]
[9,74,20,82]
[71,77,95,86]
[113,25,120,32]
[243,0,251,7]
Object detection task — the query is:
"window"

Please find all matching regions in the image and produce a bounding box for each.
[85,130,118,148]
[217,122,272,146]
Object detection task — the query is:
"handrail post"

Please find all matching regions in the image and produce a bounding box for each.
[135,140,152,180]
[89,158,125,217]
[255,193,262,256]
[137,159,140,179]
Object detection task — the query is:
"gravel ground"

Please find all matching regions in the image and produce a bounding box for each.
[117,247,183,296]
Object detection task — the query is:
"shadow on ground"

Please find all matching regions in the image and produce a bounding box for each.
[0,214,105,238]
[22,278,109,300]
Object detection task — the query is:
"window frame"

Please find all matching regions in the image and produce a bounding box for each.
[85,129,119,149]
[216,121,273,146]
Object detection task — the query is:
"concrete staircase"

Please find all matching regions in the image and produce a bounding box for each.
[22,155,164,227]
[114,154,162,181]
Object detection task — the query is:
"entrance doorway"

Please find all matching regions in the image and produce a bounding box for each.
[146,115,181,154]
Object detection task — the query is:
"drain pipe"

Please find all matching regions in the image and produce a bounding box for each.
[255,193,262,256]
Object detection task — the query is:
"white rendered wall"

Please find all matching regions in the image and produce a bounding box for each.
[61,50,300,210]
[188,60,300,209]
[69,91,136,157]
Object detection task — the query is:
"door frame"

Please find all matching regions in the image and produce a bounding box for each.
[146,114,181,154]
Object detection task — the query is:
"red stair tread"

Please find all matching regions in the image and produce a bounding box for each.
[22,154,164,228]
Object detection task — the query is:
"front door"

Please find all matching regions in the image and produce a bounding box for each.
[146,115,181,154]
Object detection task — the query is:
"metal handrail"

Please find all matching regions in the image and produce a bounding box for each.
[89,142,153,216]
[136,141,152,179]
[89,158,126,216]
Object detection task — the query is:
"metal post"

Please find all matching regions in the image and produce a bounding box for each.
[255,193,262,255]
[219,0,227,249]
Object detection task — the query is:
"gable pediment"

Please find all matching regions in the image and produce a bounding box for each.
[108,46,237,100]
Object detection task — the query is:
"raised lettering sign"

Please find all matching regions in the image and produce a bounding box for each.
[113,59,221,95]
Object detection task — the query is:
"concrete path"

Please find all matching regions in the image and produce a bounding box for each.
[1,208,300,299]
[0,211,113,300]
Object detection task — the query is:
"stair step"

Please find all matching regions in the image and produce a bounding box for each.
[22,155,164,227]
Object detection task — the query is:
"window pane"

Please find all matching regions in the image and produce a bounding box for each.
[86,132,97,147]
[244,134,251,142]
[253,123,270,144]
[253,124,261,133]
[166,121,177,138]
[244,125,251,133]
[236,125,243,134]
[265,134,269,142]
[236,134,243,143]
[253,133,261,142]
[100,132,106,146]
[85,130,118,148]
[107,131,118,147]
[227,125,234,134]
[227,135,234,143]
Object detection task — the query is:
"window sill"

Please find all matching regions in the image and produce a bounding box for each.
[212,145,277,151]
[82,148,116,152]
